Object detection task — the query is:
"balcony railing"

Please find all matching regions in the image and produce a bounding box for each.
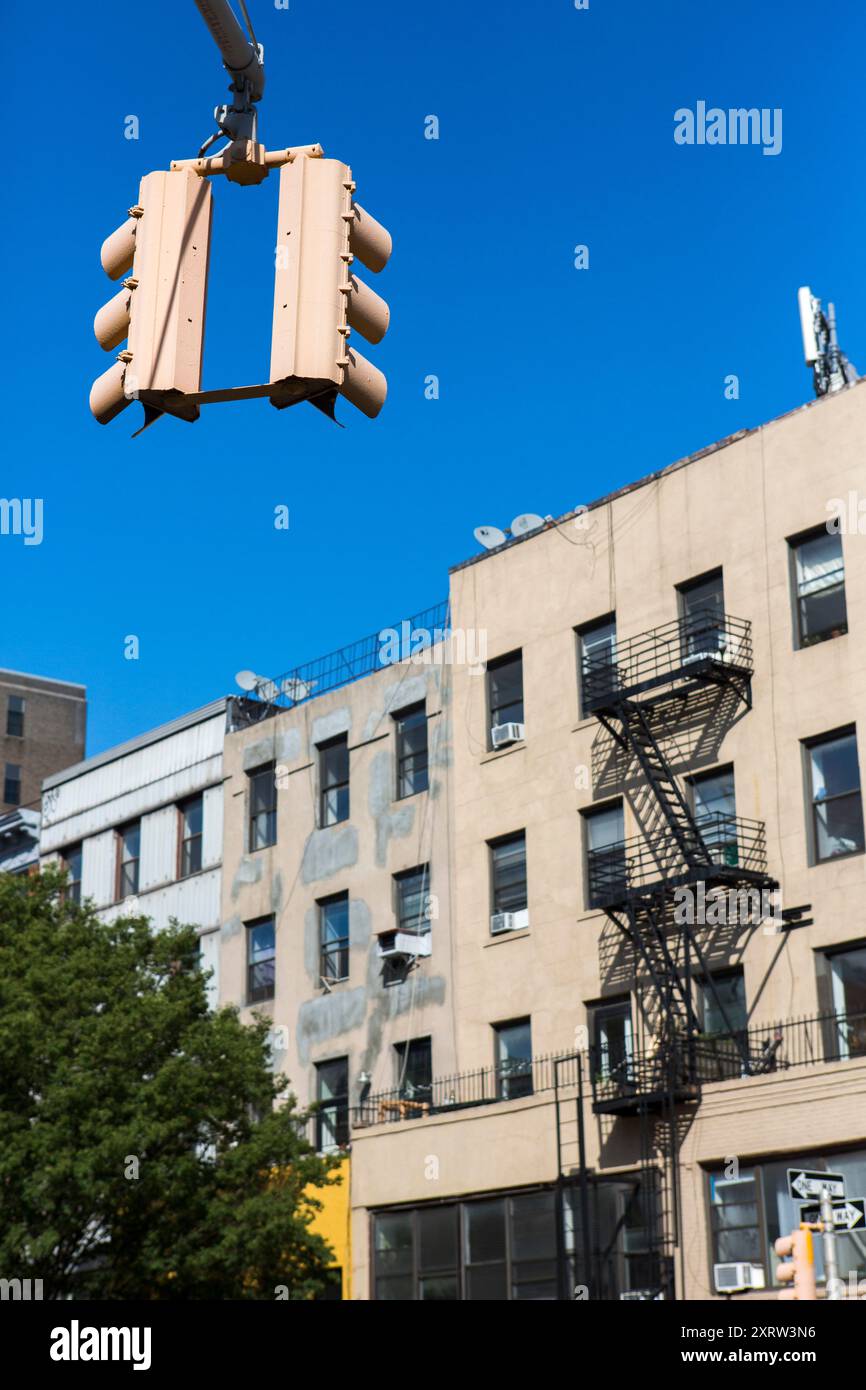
[587,812,770,906]
[582,612,753,711]
[590,1009,866,1111]
[235,600,450,712]
[351,1012,866,1129]
[352,1052,582,1128]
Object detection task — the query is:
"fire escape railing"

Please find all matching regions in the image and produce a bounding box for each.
[587,812,770,908]
[583,611,753,710]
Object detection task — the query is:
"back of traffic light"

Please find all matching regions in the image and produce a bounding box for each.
[774,1227,817,1300]
[91,147,392,434]
[90,2,391,433]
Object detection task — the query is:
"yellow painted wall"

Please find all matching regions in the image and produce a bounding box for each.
[309,1157,351,1300]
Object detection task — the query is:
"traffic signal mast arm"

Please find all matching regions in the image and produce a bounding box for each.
[90,3,392,431]
[194,0,264,103]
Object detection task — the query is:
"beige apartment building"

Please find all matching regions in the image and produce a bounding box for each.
[221,381,866,1300]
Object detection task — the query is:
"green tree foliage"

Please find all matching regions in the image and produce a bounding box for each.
[0,869,340,1299]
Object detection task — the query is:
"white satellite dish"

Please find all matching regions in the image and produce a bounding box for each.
[282,676,316,702]
[258,679,279,702]
[511,513,546,537]
[235,669,259,692]
[474,525,508,550]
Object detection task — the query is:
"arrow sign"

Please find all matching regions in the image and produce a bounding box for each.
[799,1198,865,1232]
[787,1169,846,1201]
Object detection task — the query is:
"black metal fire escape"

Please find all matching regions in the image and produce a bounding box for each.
[578,609,779,1298]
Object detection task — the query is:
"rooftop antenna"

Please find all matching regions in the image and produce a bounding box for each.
[797,286,858,398]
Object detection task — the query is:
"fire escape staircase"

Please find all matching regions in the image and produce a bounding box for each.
[583,612,778,1119]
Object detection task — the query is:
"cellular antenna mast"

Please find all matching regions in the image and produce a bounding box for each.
[797,286,858,398]
[194,0,266,154]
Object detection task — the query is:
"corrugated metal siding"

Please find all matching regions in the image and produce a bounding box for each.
[98,868,221,933]
[41,716,225,853]
[140,805,177,891]
[82,829,116,907]
[202,784,223,868]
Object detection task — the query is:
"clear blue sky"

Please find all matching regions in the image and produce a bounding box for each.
[3,0,864,756]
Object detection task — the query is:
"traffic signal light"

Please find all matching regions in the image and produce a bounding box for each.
[91,169,212,426]
[774,1228,817,1300]
[270,156,391,419]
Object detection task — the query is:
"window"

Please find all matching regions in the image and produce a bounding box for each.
[6,695,24,738]
[248,764,277,851]
[179,794,203,878]
[708,1170,762,1268]
[3,763,21,806]
[584,802,626,906]
[117,822,140,900]
[696,969,747,1037]
[315,1057,349,1152]
[791,528,847,648]
[489,832,527,920]
[62,844,83,906]
[395,703,429,798]
[806,729,864,862]
[394,1036,432,1103]
[690,766,738,865]
[395,865,431,933]
[487,651,524,737]
[319,893,349,982]
[826,947,866,1059]
[577,615,617,715]
[373,1190,559,1301]
[319,735,349,826]
[494,1018,533,1100]
[246,916,276,1003]
[678,570,725,656]
[590,1000,634,1082]
[709,1149,866,1289]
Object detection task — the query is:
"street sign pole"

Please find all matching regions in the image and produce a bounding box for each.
[820,1187,842,1299]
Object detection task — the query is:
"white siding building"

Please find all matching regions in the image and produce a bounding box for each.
[40,699,231,1006]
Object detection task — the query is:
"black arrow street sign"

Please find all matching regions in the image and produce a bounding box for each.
[787,1169,846,1201]
[799,1198,865,1232]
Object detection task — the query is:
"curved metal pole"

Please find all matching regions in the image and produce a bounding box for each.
[193,0,265,100]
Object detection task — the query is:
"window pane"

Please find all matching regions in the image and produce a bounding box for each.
[418,1205,457,1272]
[496,1021,533,1098]
[511,1191,557,1262]
[796,532,846,644]
[586,805,624,850]
[511,1260,559,1300]
[466,1264,508,1300]
[488,654,524,726]
[376,1275,414,1300]
[465,1199,506,1263]
[122,824,140,860]
[811,734,860,800]
[491,834,527,913]
[419,1274,459,1300]
[397,867,429,930]
[184,797,203,837]
[700,972,746,1035]
[375,1213,413,1276]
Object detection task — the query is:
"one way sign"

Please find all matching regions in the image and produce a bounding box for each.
[787,1169,846,1201]
[799,1198,865,1232]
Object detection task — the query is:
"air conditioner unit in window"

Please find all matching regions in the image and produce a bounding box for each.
[377,930,432,960]
[491,722,525,749]
[490,908,529,935]
[713,1262,765,1294]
